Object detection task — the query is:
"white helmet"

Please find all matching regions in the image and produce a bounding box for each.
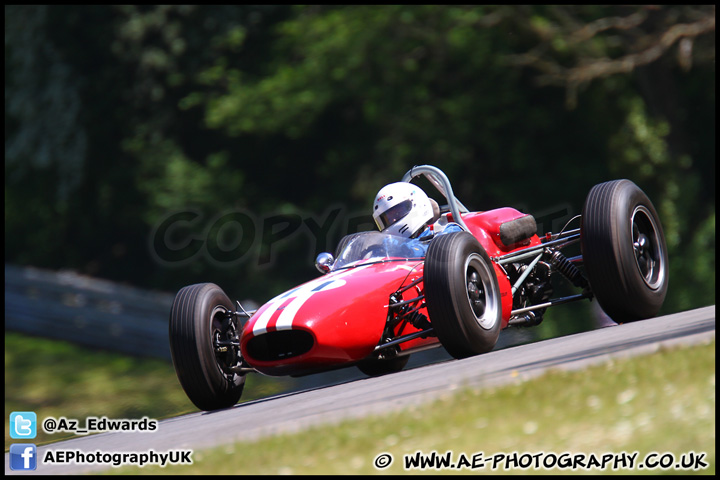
[372,182,433,238]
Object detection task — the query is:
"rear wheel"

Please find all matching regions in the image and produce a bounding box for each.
[169,283,245,410]
[424,232,502,359]
[581,180,669,322]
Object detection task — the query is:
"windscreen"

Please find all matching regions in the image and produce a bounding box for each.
[333,231,427,270]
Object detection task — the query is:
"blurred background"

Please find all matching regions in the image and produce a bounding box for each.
[4,5,715,432]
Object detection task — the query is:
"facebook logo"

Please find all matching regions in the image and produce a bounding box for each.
[10,411,37,439]
[10,444,37,471]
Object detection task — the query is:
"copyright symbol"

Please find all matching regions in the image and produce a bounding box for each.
[43,418,57,433]
[374,453,393,469]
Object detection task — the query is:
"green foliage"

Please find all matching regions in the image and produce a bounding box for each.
[607,94,715,311]
[4,5,715,312]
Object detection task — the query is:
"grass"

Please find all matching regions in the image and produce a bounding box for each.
[4,331,288,446]
[5,330,714,475]
[111,339,715,475]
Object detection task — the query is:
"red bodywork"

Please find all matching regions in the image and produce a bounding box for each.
[240,208,541,376]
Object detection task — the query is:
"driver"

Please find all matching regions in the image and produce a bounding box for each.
[372,182,462,241]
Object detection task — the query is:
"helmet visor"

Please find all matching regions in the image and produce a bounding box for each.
[375,199,413,231]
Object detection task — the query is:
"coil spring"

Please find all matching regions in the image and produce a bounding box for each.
[550,251,587,288]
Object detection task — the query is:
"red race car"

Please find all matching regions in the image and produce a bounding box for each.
[169,165,669,411]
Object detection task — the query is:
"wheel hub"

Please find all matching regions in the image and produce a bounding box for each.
[631,206,664,289]
[467,270,486,317]
[212,310,242,375]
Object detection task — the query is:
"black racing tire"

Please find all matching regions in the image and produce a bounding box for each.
[424,232,502,359]
[357,354,410,377]
[581,179,669,322]
[169,283,245,411]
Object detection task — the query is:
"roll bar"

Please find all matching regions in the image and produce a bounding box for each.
[401,165,469,231]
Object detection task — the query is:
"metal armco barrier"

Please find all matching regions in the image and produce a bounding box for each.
[5,264,176,360]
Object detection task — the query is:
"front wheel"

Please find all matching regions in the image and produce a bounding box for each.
[424,232,502,359]
[581,179,669,322]
[169,283,245,410]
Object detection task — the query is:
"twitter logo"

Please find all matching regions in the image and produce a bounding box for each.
[10,411,37,439]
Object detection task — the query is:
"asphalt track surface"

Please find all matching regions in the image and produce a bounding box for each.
[6,305,715,475]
